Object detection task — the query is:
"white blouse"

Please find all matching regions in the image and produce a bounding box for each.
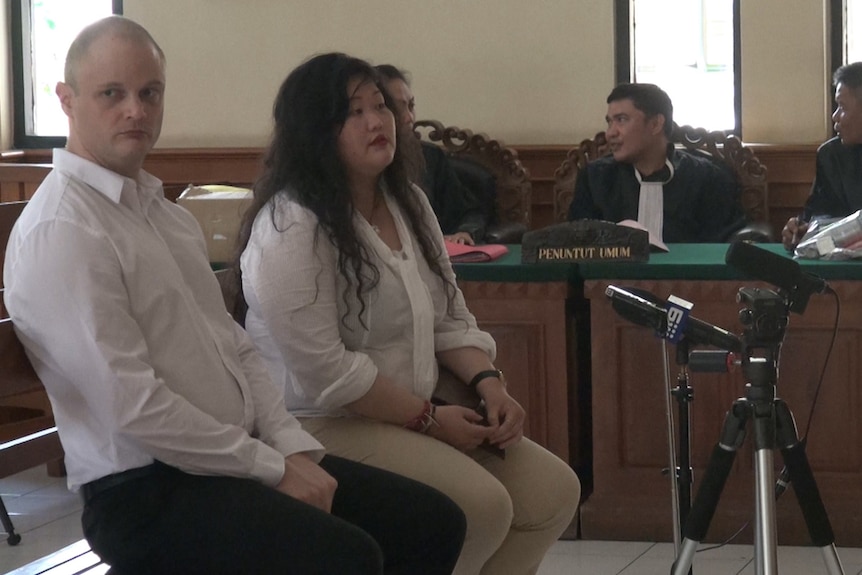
[241,185,496,417]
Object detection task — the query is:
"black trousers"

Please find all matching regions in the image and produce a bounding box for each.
[82,455,466,574]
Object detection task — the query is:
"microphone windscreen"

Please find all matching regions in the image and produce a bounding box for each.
[626,287,666,306]
[725,241,802,293]
[605,285,666,333]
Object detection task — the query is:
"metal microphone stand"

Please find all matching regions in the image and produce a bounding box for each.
[662,337,694,574]
[670,288,844,575]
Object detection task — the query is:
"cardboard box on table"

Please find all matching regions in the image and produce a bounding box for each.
[177,185,253,264]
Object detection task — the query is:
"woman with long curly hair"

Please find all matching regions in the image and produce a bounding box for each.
[236,52,579,575]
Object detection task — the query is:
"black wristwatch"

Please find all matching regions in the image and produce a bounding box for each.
[468,369,503,388]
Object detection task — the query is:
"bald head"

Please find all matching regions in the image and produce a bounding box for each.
[56,16,166,178]
[64,16,165,92]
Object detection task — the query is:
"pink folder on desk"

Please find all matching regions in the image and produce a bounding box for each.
[445,241,509,263]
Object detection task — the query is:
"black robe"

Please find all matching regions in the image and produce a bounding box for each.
[568,145,745,243]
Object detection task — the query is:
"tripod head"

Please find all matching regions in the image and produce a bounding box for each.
[724,242,821,382]
[733,286,789,389]
[736,287,788,351]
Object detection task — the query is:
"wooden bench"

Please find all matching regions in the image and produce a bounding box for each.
[1,200,27,319]
[0,164,51,203]
[0,318,66,545]
[7,539,106,575]
[0,198,96,571]
[1,200,66,546]
[0,314,96,570]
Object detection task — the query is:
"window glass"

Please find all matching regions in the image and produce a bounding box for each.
[625,0,737,132]
[846,0,862,63]
[13,0,117,146]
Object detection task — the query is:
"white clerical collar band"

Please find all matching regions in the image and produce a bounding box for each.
[634,158,675,185]
[635,159,675,242]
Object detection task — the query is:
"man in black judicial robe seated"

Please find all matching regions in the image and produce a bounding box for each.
[782,62,862,250]
[377,64,489,245]
[420,140,490,244]
[568,83,746,243]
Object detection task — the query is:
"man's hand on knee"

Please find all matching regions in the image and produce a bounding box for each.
[277,453,337,513]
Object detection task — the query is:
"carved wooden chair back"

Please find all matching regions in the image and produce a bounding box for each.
[552,131,609,223]
[552,124,769,227]
[670,124,769,226]
[414,119,532,228]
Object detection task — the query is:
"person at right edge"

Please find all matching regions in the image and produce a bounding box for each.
[783,62,862,250]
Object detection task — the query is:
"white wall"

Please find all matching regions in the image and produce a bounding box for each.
[3,0,836,149]
[740,0,830,143]
[124,0,616,147]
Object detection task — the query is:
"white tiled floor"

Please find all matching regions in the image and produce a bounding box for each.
[0,467,83,573]
[2,466,861,574]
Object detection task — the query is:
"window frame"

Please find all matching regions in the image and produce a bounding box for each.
[829,0,844,113]
[830,0,843,70]
[613,0,742,137]
[10,0,123,149]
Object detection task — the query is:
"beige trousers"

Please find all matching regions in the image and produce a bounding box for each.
[300,417,580,575]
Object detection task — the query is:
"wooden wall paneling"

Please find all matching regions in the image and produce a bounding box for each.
[0,144,822,227]
[579,278,862,546]
[0,164,52,202]
[747,144,819,234]
[142,148,264,202]
[457,279,574,465]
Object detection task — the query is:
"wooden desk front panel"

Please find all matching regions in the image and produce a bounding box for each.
[457,280,574,465]
[580,279,862,546]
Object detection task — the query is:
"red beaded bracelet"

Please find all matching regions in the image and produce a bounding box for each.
[403,400,438,434]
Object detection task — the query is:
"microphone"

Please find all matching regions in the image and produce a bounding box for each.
[665,295,693,344]
[605,285,742,352]
[725,241,829,314]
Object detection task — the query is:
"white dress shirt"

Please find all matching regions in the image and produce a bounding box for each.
[241,186,496,416]
[4,149,323,492]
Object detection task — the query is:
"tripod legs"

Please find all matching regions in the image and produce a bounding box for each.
[753,447,778,574]
[670,397,845,575]
[671,399,746,575]
[752,403,779,574]
[775,400,844,573]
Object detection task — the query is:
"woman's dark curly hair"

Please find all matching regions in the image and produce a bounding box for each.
[235,52,455,326]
